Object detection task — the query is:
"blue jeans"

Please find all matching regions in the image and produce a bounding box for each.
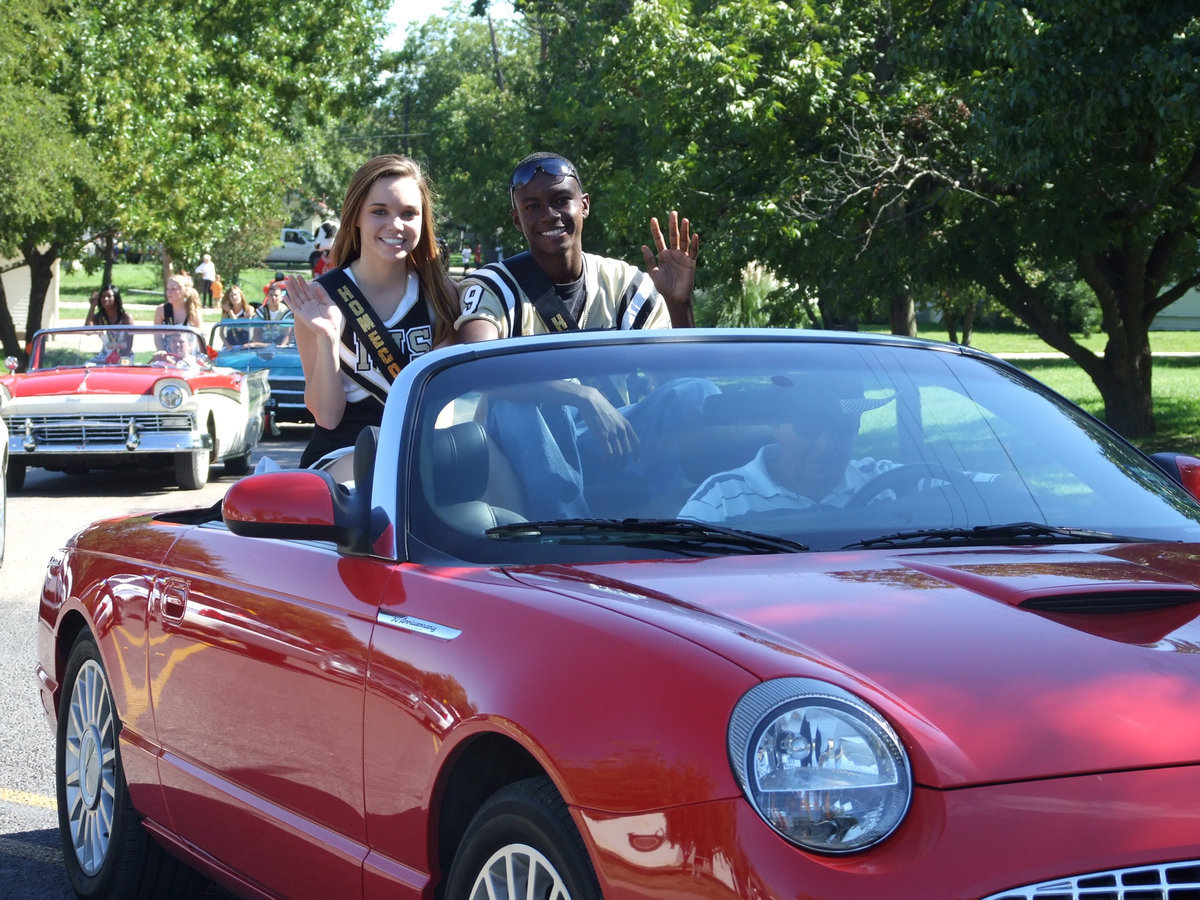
[486,378,718,520]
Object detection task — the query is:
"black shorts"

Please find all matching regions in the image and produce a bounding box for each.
[300,399,384,469]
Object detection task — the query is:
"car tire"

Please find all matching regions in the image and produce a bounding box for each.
[57,633,206,899]
[175,450,210,490]
[6,460,25,492]
[224,451,251,476]
[444,777,602,900]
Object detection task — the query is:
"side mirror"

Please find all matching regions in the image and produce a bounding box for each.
[224,422,384,554]
[1150,452,1200,501]
[223,469,368,552]
[5,356,16,373]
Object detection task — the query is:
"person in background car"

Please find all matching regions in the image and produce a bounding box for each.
[220,284,252,345]
[85,286,133,329]
[85,286,134,361]
[153,275,204,348]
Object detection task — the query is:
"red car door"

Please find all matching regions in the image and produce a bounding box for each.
[146,524,392,898]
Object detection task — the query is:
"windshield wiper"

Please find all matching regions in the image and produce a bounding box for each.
[487,518,808,555]
[843,521,1161,550]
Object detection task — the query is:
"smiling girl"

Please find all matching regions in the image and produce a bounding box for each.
[286,155,459,467]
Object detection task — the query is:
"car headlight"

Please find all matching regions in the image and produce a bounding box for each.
[158,383,185,409]
[728,678,912,854]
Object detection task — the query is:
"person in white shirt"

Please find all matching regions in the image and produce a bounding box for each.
[194,254,217,307]
[680,385,999,523]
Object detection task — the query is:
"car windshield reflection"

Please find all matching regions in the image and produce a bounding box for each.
[403,336,1200,564]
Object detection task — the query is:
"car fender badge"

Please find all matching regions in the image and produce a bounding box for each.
[377,611,462,641]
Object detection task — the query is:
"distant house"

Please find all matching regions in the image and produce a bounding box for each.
[1152,287,1200,331]
[1,256,62,342]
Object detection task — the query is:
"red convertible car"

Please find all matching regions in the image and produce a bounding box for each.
[36,330,1200,899]
[2,325,268,490]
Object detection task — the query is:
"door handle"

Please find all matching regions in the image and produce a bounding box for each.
[158,579,188,623]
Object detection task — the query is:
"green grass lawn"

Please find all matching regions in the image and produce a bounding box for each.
[59,262,284,322]
[869,325,1200,457]
[57,266,1200,457]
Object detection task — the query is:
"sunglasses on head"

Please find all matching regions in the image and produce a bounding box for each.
[509,157,579,195]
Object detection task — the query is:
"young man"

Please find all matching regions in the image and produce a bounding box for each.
[454,152,713,519]
[456,151,699,342]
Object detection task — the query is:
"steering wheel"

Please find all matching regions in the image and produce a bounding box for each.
[845,463,976,508]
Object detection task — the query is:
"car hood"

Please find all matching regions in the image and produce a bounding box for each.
[3,368,168,398]
[2,367,246,400]
[215,349,301,373]
[503,543,1200,788]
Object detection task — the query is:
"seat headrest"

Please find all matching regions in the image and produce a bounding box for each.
[431,421,491,506]
[354,425,379,489]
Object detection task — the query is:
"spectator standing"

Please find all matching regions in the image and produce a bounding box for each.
[473,243,483,267]
[460,245,472,272]
[285,154,460,467]
[195,254,217,307]
[313,233,335,278]
[211,274,224,308]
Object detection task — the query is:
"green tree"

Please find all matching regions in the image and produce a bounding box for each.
[1,0,388,360]
[471,0,1199,439]
[776,0,1200,436]
[0,0,97,359]
[373,8,536,255]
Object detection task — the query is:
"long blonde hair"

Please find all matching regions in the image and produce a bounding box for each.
[221,284,248,317]
[332,155,458,345]
[167,274,203,328]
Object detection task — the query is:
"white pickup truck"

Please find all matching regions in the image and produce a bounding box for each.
[264,228,321,267]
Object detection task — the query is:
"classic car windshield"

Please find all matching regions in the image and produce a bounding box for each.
[407,337,1200,562]
[210,319,296,354]
[29,327,212,371]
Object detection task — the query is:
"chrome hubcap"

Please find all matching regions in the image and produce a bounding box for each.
[469,843,572,900]
[63,659,117,876]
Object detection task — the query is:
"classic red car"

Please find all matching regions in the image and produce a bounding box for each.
[2,325,269,490]
[36,330,1200,899]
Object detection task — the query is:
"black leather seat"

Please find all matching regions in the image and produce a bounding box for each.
[430,421,525,533]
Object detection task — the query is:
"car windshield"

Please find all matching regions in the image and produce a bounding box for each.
[404,335,1200,564]
[210,319,296,354]
[28,327,211,371]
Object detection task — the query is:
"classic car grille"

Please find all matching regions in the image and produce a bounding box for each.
[7,413,194,445]
[984,860,1200,899]
[267,376,306,409]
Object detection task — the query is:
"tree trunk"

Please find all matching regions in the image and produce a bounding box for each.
[160,245,173,289]
[889,292,917,337]
[101,234,116,288]
[986,259,1157,439]
[1092,336,1156,437]
[960,302,976,346]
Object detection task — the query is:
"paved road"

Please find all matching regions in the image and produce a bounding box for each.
[0,428,309,898]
